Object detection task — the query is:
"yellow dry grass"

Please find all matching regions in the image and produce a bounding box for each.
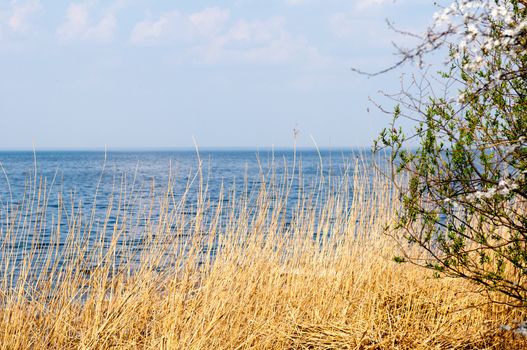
[0,160,525,349]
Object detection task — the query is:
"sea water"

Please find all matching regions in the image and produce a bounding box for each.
[0,149,385,275]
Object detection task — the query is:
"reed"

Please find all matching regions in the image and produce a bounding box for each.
[0,158,524,349]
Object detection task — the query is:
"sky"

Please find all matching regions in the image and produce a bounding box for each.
[0,0,439,150]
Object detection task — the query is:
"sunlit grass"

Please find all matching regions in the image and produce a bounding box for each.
[0,157,525,349]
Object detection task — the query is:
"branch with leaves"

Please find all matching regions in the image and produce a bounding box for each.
[373,0,527,306]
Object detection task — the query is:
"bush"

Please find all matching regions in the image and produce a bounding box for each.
[374,0,527,304]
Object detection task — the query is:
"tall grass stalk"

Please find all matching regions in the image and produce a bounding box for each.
[0,158,524,349]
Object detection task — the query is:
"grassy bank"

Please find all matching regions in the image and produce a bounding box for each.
[0,161,525,349]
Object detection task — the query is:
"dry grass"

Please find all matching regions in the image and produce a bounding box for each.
[0,160,525,349]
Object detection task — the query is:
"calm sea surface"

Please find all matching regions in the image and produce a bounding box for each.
[0,150,385,274]
[0,149,380,207]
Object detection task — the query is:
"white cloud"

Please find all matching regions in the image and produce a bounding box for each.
[130,9,326,66]
[8,0,41,33]
[85,13,116,41]
[189,7,230,38]
[56,3,116,43]
[130,11,183,44]
[205,16,323,65]
[130,7,230,44]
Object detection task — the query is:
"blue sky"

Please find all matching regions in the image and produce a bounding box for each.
[0,0,438,150]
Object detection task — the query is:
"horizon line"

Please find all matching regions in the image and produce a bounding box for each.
[0,146,377,152]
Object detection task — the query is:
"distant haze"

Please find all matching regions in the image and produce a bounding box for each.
[0,0,436,150]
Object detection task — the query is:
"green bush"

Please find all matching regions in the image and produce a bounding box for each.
[375,0,527,304]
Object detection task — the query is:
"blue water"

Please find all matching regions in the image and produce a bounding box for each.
[0,149,383,277]
[0,149,377,207]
